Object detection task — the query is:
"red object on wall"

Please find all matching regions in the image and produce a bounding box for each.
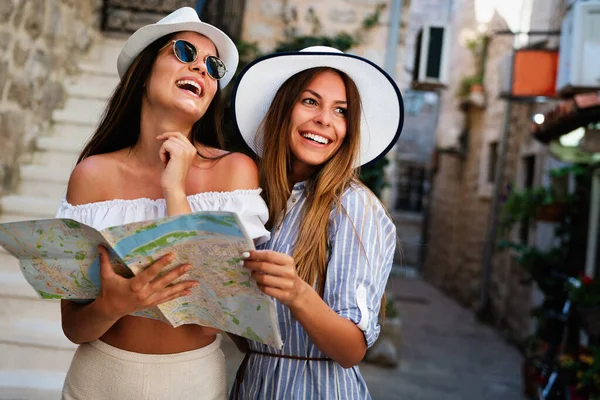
[512,50,559,97]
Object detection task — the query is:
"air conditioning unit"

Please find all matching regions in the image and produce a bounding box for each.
[556,0,600,95]
[411,24,450,91]
[567,0,598,10]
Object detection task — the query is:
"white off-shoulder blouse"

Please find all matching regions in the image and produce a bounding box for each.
[55,189,270,245]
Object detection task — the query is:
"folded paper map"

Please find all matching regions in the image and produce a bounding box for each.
[0,212,283,349]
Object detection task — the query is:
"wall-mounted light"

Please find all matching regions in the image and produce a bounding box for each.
[533,113,545,125]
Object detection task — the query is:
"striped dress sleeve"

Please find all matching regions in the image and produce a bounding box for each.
[323,185,397,348]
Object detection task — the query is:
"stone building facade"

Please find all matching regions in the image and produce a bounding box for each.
[0,0,102,194]
[423,0,567,340]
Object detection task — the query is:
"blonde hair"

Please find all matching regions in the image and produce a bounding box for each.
[259,67,363,297]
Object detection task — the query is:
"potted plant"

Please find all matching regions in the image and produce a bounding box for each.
[574,347,600,400]
[457,75,486,109]
[468,80,485,107]
[498,175,572,231]
[522,336,549,397]
[569,275,600,337]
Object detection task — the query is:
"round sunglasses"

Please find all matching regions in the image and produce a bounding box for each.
[160,39,227,81]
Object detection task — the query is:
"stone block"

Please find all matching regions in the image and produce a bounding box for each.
[0,60,8,96]
[259,1,284,18]
[0,31,11,52]
[38,81,65,120]
[329,8,357,24]
[247,23,277,41]
[0,111,24,171]
[43,0,62,41]
[7,79,32,108]
[73,20,92,52]
[0,0,13,23]
[11,0,24,28]
[345,0,385,5]
[23,0,45,39]
[29,48,51,82]
[75,0,93,20]
[12,40,28,67]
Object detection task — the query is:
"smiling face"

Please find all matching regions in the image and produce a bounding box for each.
[143,31,219,123]
[288,70,348,177]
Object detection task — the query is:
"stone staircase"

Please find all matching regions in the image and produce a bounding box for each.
[0,35,124,400]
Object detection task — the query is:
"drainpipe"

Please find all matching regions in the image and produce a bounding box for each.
[478,27,563,317]
[384,0,404,77]
[195,0,207,16]
[478,49,514,318]
[382,0,403,208]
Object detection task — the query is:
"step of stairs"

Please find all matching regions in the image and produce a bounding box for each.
[78,36,125,76]
[20,165,73,185]
[0,376,63,400]
[0,341,74,370]
[49,122,96,143]
[0,196,60,219]
[32,151,78,170]
[36,136,86,155]
[19,180,67,199]
[0,213,38,224]
[52,97,107,126]
[65,72,119,100]
[0,343,73,400]
[0,296,73,350]
[0,253,38,300]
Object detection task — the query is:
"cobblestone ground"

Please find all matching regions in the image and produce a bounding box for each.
[223,273,525,399]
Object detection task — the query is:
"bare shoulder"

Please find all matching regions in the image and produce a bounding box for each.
[212,151,259,191]
[66,153,119,205]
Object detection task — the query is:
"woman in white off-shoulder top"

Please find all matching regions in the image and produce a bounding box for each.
[55,8,269,400]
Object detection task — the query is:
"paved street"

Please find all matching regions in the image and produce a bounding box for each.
[223,272,525,399]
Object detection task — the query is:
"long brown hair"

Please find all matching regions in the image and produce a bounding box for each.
[77,34,225,164]
[259,67,363,297]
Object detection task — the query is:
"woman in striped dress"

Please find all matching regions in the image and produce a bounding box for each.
[229,46,404,399]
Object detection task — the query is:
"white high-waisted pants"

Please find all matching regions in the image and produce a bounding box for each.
[62,335,226,400]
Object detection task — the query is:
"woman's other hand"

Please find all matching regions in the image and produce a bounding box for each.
[243,250,308,308]
[94,245,197,320]
[157,131,197,196]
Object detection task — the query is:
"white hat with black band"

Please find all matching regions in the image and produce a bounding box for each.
[231,46,404,167]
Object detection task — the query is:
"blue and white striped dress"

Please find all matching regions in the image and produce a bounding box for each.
[233,181,397,399]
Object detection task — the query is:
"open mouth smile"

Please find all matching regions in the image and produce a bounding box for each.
[175,79,203,97]
[301,132,331,145]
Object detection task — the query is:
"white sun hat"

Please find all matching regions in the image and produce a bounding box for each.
[116,7,239,88]
[231,46,404,167]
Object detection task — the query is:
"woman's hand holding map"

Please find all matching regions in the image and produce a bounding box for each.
[94,245,198,320]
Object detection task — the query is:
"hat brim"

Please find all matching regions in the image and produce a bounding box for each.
[117,21,239,88]
[231,51,404,167]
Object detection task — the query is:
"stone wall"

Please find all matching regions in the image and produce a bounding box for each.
[423,0,515,306]
[0,0,101,193]
[240,0,397,74]
[487,0,567,340]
